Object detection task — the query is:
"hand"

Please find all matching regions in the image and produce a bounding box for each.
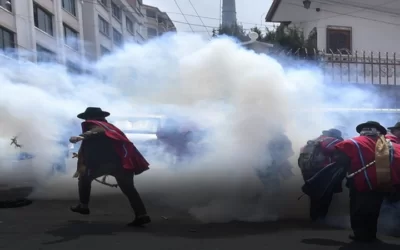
[69,136,83,143]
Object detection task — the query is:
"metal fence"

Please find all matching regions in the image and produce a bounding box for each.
[268,48,400,86]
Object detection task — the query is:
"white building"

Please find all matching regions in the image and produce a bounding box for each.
[0,0,85,71]
[142,4,176,40]
[81,0,148,61]
[265,0,400,54]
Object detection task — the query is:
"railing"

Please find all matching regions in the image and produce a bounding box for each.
[268,48,400,86]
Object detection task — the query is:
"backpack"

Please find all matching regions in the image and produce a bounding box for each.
[298,138,327,174]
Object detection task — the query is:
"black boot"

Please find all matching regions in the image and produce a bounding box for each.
[127,215,151,227]
[349,234,377,242]
[70,204,90,215]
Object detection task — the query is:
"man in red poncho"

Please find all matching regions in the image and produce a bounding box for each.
[298,128,344,221]
[69,107,151,227]
[386,122,400,144]
[384,122,400,204]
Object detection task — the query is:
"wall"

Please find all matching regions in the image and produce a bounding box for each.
[82,2,97,61]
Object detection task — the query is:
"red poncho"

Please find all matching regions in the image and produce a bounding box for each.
[386,134,400,144]
[335,136,400,192]
[81,120,149,175]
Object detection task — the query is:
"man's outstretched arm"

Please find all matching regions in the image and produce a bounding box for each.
[79,126,106,139]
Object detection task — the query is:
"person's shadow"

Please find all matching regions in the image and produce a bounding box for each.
[301,238,400,250]
[42,219,285,245]
[42,220,133,245]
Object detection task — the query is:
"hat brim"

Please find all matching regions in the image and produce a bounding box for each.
[77,111,110,119]
[356,122,387,135]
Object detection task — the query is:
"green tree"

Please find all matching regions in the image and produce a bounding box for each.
[261,23,306,51]
[214,23,249,42]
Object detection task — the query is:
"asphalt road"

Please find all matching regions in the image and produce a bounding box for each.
[0,194,399,250]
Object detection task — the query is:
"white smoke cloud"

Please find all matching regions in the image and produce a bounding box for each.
[0,33,398,229]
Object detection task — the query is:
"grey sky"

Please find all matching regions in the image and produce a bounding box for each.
[143,0,274,37]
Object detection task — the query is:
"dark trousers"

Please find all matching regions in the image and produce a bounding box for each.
[309,192,333,221]
[349,188,384,239]
[78,162,147,217]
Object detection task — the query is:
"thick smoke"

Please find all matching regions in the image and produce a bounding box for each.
[0,33,398,230]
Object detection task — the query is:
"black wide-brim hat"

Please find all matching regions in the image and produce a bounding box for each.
[356,121,387,135]
[77,107,110,119]
[322,128,342,137]
[388,122,400,130]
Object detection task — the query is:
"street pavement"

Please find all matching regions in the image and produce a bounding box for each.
[0,194,399,250]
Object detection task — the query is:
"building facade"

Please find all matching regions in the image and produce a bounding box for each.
[0,0,85,71]
[0,0,176,64]
[81,0,148,61]
[142,4,175,40]
[266,0,400,54]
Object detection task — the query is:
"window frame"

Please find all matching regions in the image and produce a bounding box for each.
[113,28,123,46]
[111,1,122,21]
[36,44,56,63]
[0,25,15,50]
[98,15,110,37]
[326,25,352,54]
[98,0,107,8]
[33,4,54,36]
[63,23,79,50]
[62,0,76,16]
[126,17,134,34]
[100,45,110,56]
[0,0,12,12]
[66,60,82,74]
[147,27,157,37]
[146,9,156,19]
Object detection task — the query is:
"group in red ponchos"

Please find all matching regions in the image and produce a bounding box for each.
[302,121,400,243]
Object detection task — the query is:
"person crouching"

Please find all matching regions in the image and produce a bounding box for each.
[298,128,344,222]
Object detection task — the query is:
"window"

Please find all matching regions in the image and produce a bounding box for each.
[100,45,110,56]
[0,26,15,50]
[34,4,53,36]
[113,28,123,46]
[111,2,121,21]
[98,0,107,7]
[326,26,352,54]
[0,0,12,12]
[63,24,79,50]
[146,9,156,19]
[126,17,134,34]
[98,15,109,36]
[62,0,76,16]
[66,60,82,74]
[147,27,157,37]
[36,44,56,63]
[158,18,165,25]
